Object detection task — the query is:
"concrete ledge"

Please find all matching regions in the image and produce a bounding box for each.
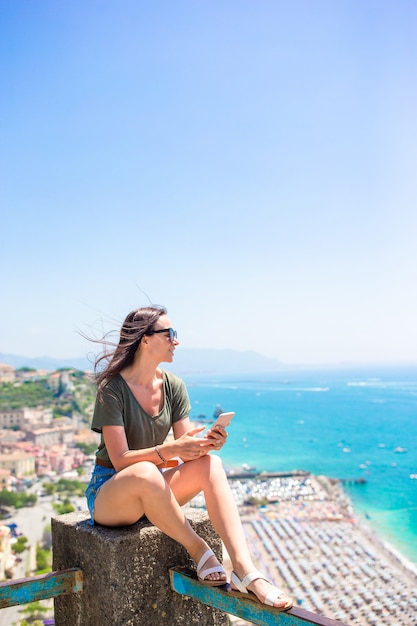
[51,508,228,626]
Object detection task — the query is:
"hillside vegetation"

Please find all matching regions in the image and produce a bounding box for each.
[0,369,96,419]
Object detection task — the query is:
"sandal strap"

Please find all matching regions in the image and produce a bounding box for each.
[264,588,288,607]
[230,571,247,594]
[199,565,226,579]
[240,569,269,589]
[196,549,225,580]
[196,549,214,575]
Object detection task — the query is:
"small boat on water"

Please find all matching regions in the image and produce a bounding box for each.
[195,413,213,424]
[213,405,225,418]
[242,463,257,472]
[394,446,408,453]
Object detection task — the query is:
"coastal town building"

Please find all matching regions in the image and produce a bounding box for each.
[0,452,35,477]
[24,423,74,448]
[0,407,53,429]
[5,440,86,477]
[0,429,25,448]
[0,364,15,384]
[0,468,12,490]
[49,444,84,474]
[15,368,50,382]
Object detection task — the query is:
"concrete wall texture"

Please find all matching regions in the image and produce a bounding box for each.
[52,509,228,626]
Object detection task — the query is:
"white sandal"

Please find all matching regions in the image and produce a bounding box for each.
[196,549,227,587]
[230,569,293,610]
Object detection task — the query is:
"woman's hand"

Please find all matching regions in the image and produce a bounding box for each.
[173,426,220,461]
[204,424,228,450]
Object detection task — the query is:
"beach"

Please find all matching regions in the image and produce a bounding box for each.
[192,472,417,626]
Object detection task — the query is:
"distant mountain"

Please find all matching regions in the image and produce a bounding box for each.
[164,348,285,374]
[0,353,94,372]
[0,349,285,374]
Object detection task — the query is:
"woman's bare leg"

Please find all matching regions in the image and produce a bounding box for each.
[165,455,290,608]
[93,461,226,582]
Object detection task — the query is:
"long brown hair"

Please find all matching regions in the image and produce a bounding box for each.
[93,305,167,397]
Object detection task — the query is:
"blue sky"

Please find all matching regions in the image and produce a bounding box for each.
[1,1,416,365]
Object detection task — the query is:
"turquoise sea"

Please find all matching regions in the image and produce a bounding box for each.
[182,365,417,567]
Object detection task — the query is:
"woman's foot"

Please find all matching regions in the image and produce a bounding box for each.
[230,570,293,610]
[195,546,227,586]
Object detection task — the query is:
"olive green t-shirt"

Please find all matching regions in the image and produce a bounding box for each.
[92,370,191,467]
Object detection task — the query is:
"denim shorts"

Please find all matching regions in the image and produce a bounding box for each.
[85,464,116,525]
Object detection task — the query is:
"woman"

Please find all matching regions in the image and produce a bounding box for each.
[85,305,292,610]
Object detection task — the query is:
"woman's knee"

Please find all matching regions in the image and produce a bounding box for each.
[201,453,226,479]
[122,461,164,487]
[208,453,224,470]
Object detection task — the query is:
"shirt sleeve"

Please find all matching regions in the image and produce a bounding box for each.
[91,381,125,433]
[165,371,191,423]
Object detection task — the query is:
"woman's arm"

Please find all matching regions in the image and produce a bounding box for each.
[172,417,194,438]
[103,421,219,471]
[103,425,171,471]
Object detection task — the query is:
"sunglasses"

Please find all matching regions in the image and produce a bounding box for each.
[149,328,178,342]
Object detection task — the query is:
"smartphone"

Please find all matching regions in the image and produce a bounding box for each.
[210,411,235,430]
